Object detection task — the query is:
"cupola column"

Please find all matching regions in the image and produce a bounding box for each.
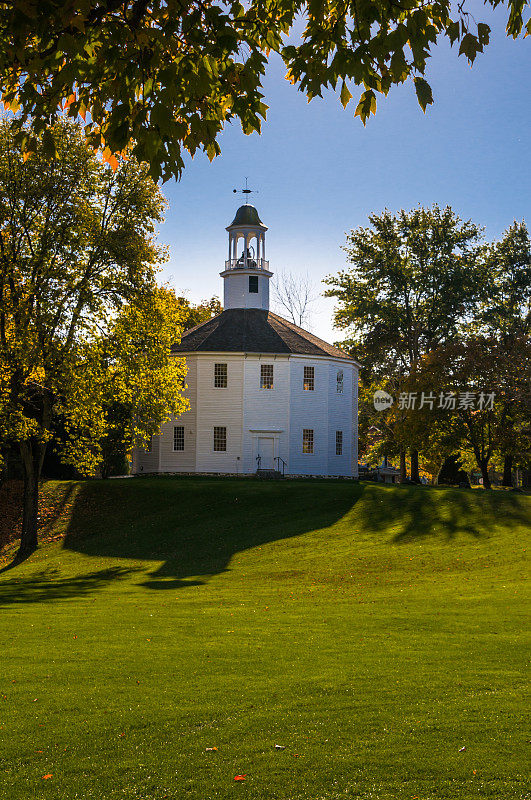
[221,204,272,311]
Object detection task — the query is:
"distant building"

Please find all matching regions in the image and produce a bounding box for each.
[133,204,359,477]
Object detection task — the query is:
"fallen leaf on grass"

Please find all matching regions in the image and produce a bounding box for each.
[234,775,247,781]
[42,774,52,780]
[205,747,218,751]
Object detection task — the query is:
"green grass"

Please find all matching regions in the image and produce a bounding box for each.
[0,478,529,800]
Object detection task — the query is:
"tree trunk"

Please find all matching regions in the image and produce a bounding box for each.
[400,450,407,482]
[17,439,46,559]
[502,454,513,487]
[479,459,492,490]
[410,449,420,483]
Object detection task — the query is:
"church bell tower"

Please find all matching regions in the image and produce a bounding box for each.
[220,204,272,311]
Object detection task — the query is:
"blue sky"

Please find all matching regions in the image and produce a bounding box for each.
[159,6,530,344]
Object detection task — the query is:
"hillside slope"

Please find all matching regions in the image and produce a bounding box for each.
[0,478,529,800]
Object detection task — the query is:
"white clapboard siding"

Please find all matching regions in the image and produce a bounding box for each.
[133,351,359,478]
[223,270,270,310]
[326,361,355,477]
[195,354,244,473]
[242,355,291,473]
[132,432,160,474]
[288,356,330,476]
[158,356,197,472]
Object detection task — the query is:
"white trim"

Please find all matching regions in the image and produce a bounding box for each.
[251,430,281,470]
[219,268,273,278]
[249,428,284,433]
[177,351,360,366]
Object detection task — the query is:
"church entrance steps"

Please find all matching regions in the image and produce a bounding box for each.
[256,469,283,480]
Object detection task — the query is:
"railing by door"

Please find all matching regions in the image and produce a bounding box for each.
[274,457,287,477]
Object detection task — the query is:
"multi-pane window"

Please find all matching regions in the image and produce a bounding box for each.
[336,430,343,455]
[213,426,227,452]
[302,428,314,454]
[336,370,344,393]
[303,366,315,391]
[173,426,184,451]
[214,362,227,388]
[249,275,258,293]
[260,364,274,389]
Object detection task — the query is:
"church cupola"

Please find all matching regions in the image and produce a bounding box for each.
[220,203,273,311]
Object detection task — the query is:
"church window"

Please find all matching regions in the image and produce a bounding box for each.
[260,364,274,389]
[173,426,184,451]
[336,431,343,455]
[303,366,315,391]
[336,370,344,393]
[214,426,227,451]
[249,275,258,293]
[302,429,314,454]
[214,363,227,388]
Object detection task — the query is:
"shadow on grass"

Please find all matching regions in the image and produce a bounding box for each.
[0,565,138,606]
[60,477,365,591]
[2,478,529,603]
[358,484,531,543]
[0,481,82,574]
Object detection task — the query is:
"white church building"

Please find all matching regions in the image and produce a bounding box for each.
[132,204,359,478]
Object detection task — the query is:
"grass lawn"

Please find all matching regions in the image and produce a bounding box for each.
[0,478,529,800]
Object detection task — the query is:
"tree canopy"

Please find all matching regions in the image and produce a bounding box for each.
[328,207,531,486]
[324,205,484,377]
[178,295,222,331]
[0,0,528,180]
[0,119,188,558]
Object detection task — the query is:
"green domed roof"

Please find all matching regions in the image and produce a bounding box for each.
[228,204,264,227]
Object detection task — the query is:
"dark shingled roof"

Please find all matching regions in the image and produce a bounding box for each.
[172,309,353,360]
[228,205,265,228]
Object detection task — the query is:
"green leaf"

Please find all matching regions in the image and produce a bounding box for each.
[150,103,173,133]
[340,81,352,109]
[413,76,433,112]
[477,23,490,46]
[459,33,482,63]
[446,20,460,46]
[41,128,57,158]
[354,90,376,124]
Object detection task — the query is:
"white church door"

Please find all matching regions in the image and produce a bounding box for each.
[257,437,274,470]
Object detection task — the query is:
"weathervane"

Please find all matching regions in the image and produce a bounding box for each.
[233,177,258,204]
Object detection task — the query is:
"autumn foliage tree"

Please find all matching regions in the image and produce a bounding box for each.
[0,119,188,559]
[178,296,222,332]
[79,286,189,480]
[0,0,528,179]
[411,336,531,488]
